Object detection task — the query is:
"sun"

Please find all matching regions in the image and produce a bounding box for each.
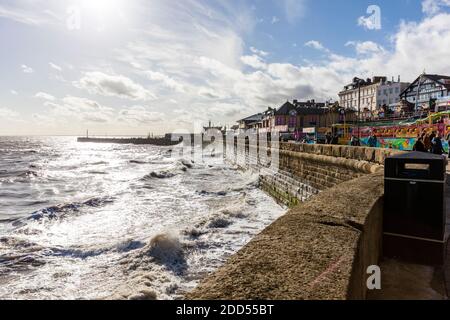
[82,0,123,19]
[80,0,126,30]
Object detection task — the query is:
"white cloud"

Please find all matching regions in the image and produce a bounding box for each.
[304,40,329,52]
[45,96,114,123]
[75,72,157,101]
[49,62,62,72]
[145,71,185,93]
[271,16,280,24]
[345,41,385,55]
[250,46,269,57]
[118,106,164,124]
[10,90,18,95]
[240,55,268,70]
[422,0,450,15]
[0,4,48,25]
[21,64,33,73]
[4,0,450,135]
[0,107,19,118]
[35,92,56,101]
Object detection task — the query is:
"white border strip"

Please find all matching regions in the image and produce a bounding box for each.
[384,232,445,244]
[385,177,445,184]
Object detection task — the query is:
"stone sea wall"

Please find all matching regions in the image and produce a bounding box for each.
[187,143,404,300]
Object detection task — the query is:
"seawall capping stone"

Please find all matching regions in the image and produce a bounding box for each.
[191,142,406,300]
[187,174,385,300]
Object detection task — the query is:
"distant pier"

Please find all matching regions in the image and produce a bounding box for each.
[77,136,181,146]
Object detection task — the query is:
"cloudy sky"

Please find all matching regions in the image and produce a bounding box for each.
[1,0,450,135]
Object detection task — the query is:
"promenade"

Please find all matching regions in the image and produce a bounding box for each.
[446,163,450,298]
[369,161,450,300]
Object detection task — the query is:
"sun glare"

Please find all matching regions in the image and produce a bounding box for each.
[82,0,124,20]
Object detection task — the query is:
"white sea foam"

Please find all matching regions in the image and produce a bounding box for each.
[0,137,286,300]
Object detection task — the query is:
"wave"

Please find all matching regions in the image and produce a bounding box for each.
[87,171,108,175]
[197,190,228,196]
[145,171,177,179]
[12,197,115,225]
[129,160,148,164]
[0,170,39,179]
[207,216,232,229]
[146,234,184,263]
[140,159,194,180]
[0,237,47,271]
[119,233,187,276]
[89,161,109,166]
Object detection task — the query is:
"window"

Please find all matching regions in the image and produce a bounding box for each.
[395,87,399,93]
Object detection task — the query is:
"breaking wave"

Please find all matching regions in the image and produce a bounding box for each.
[11,197,115,226]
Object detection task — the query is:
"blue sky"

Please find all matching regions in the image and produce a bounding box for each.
[1,0,450,135]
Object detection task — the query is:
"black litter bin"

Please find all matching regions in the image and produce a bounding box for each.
[384,151,447,265]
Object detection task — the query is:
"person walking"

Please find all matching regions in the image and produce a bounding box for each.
[350,136,360,146]
[446,132,450,158]
[431,134,445,155]
[367,134,378,148]
[413,135,426,152]
[331,133,339,145]
[325,132,332,145]
[423,133,432,152]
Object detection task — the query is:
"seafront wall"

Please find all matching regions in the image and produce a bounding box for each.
[187,143,404,300]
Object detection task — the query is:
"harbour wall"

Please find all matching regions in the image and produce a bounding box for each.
[187,142,403,300]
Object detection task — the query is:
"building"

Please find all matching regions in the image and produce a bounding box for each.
[339,77,384,111]
[339,76,410,116]
[377,77,410,109]
[400,73,450,111]
[237,113,264,130]
[259,100,355,135]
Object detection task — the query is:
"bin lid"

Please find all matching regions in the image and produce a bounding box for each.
[385,151,446,180]
[387,151,445,160]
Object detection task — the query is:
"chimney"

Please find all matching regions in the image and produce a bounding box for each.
[398,75,401,82]
[293,99,298,105]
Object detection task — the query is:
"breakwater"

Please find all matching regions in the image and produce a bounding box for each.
[77,136,180,146]
[187,142,403,300]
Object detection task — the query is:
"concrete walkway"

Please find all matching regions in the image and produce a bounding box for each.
[445,164,450,298]
[368,163,450,300]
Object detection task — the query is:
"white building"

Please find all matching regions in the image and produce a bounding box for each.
[339,76,410,114]
[377,78,410,109]
[339,77,386,112]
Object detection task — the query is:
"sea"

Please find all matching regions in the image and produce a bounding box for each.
[0,136,285,300]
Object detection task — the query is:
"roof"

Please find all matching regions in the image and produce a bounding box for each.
[274,101,327,116]
[274,101,296,115]
[238,113,263,122]
[400,74,450,96]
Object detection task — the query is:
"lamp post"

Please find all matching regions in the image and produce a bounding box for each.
[354,77,365,140]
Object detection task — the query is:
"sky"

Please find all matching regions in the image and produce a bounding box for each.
[1,0,450,135]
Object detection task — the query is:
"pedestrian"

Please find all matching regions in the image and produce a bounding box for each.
[413,135,426,152]
[431,134,445,155]
[423,133,432,152]
[325,132,332,145]
[429,131,437,144]
[446,131,450,158]
[367,134,378,148]
[350,136,360,146]
[331,133,339,145]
